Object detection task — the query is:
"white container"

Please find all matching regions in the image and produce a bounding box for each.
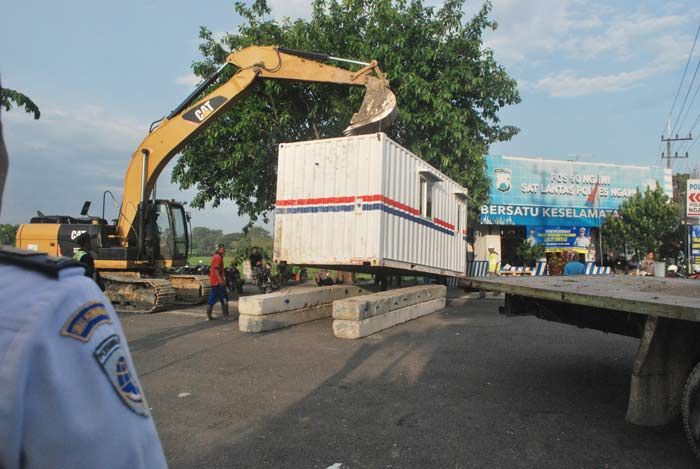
[273,133,468,277]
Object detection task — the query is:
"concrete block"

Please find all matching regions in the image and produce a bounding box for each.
[238,284,371,316]
[333,285,446,321]
[333,297,446,339]
[239,304,332,333]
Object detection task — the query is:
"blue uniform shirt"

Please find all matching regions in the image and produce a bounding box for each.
[564,260,586,276]
[0,259,167,468]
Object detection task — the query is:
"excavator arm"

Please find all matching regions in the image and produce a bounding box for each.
[117,45,397,243]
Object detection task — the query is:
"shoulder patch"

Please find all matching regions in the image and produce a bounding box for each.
[61,302,112,342]
[93,334,149,417]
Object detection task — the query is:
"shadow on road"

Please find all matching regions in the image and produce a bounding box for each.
[158,301,695,468]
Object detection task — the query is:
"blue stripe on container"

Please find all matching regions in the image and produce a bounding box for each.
[370,204,454,236]
[276,202,456,236]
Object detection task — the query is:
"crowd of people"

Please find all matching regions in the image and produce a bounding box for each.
[484,244,692,278]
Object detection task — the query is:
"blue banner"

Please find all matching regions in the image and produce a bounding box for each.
[480,155,672,227]
[692,226,700,263]
[527,226,591,253]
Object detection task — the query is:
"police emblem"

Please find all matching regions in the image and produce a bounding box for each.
[94,334,149,416]
[494,168,512,192]
[61,302,112,342]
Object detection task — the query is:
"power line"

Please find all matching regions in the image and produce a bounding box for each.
[667,22,700,127]
[671,57,700,137]
[679,111,700,153]
[687,133,699,153]
[657,23,700,165]
[676,79,700,141]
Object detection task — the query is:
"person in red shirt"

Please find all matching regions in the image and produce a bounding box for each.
[207,244,229,320]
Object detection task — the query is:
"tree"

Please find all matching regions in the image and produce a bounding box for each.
[0,87,40,120]
[515,239,545,267]
[230,226,273,262]
[172,0,520,224]
[602,185,680,260]
[189,225,273,259]
[0,224,18,245]
[191,226,224,255]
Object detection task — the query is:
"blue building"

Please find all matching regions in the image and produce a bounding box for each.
[473,155,672,265]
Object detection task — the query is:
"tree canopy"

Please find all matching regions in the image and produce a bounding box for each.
[173,0,520,223]
[602,185,680,259]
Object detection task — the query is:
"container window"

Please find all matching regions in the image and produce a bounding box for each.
[419,176,433,219]
[456,204,461,232]
[453,193,468,233]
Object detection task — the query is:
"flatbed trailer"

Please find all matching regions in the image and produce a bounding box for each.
[463,275,700,458]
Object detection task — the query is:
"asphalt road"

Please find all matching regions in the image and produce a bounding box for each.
[120,290,698,468]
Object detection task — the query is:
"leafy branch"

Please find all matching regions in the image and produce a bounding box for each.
[0,87,41,120]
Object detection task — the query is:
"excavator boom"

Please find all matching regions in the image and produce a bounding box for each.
[118,45,397,244]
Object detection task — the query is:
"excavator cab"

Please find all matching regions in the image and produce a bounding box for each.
[140,200,189,267]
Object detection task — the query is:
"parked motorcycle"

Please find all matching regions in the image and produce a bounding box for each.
[275,264,308,284]
[253,264,280,293]
[667,265,700,279]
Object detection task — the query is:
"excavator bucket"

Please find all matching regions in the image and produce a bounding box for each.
[343,77,398,136]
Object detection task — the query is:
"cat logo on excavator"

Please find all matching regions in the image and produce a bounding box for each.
[182,96,227,124]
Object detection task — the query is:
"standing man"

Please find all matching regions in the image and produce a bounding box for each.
[487,247,500,275]
[563,250,586,276]
[0,88,166,468]
[639,251,656,276]
[249,246,262,271]
[207,243,229,320]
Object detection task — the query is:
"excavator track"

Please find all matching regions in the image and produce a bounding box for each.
[102,274,177,314]
[167,274,212,305]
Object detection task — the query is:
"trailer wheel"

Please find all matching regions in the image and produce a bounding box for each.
[682,361,700,459]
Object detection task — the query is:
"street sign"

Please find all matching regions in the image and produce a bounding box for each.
[688,179,700,218]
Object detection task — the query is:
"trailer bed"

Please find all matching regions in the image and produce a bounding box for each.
[465,275,700,322]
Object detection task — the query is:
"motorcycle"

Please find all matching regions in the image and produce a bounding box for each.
[252,264,280,293]
[275,264,308,284]
[667,265,700,279]
[225,266,244,294]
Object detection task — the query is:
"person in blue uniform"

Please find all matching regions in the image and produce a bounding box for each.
[0,93,167,468]
[563,250,586,276]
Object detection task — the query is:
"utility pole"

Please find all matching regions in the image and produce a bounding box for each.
[661,124,692,169]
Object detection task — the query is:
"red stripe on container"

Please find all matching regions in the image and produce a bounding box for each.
[277,193,437,220]
[276,196,356,206]
[434,218,455,230]
[380,195,421,215]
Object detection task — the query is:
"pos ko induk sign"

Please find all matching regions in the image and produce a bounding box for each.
[688,179,700,218]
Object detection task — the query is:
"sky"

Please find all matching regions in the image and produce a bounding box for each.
[1,0,699,233]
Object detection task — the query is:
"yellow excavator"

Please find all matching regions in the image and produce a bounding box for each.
[15,45,397,313]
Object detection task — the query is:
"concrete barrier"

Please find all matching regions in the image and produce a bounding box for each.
[239,304,332,333]
[332,285,447,339]
[333,284,446,320]
[238,284,371,333]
